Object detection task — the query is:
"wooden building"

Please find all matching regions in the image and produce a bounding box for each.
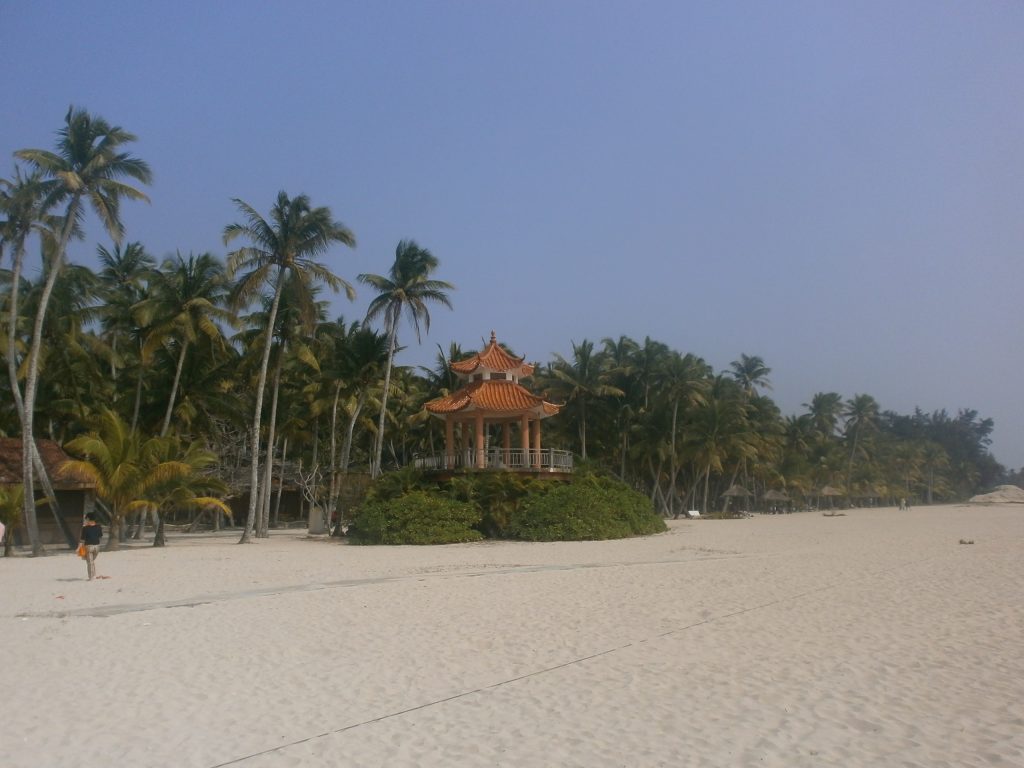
[0,438,97,548]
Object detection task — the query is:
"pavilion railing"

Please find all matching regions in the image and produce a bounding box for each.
[413,448,573,473]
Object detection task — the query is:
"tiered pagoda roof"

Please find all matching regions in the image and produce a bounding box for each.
[449,332,535,379]
[425,332,560,419]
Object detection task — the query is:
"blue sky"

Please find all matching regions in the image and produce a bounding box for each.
[2,1,1023,468]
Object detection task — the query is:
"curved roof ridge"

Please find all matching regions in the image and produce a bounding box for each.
[450,331,534,376]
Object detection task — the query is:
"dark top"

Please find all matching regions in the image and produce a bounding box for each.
[81,524,103,545]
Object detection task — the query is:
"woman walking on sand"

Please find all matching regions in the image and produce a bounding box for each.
[80,513,102,580]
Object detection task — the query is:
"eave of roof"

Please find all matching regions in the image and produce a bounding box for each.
[425,380,560,417]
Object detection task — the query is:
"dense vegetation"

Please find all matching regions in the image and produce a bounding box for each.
[0,108,1012,553]
[348,469,665,544]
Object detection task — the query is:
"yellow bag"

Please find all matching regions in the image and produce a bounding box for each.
[77,543,87,558]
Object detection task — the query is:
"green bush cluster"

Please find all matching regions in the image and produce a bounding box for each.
[348,467,665,545]
[505,480,666,541]
[347,490,483,545]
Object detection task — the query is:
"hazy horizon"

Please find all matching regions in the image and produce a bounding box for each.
[2,1,1022,469]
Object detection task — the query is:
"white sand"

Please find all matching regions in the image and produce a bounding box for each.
[2,505,1023,768]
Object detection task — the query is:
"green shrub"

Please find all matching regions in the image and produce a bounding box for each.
[348,490,483,545]
[362,466,434,503]
[505,481,666,541]
[446,471,539,538]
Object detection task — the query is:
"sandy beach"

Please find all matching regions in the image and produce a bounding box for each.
[2,504,1022,767]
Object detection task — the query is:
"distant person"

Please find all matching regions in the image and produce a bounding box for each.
[899,498,907,511]
[80,512,103,580]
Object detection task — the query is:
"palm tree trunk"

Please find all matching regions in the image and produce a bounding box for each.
[327,381,342,520]
[668,400,680,518]
[845,426,860,496]
[619,422,628,481]
[579,399,588,460]
[22,196,80,556]
[272,437,288,528]
[258,344,285,538]
[331,391,368,536]
[239,267,286,544]
[153,507,167,547]
[5,257,66,538]
[703,464,712,515]
[340,391,365,475]
[160,339,189,437]
[130,341,145,433]
[371,323,397,478]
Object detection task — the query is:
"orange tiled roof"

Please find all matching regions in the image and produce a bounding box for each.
[450,332,535,377]
[425,380,560,417]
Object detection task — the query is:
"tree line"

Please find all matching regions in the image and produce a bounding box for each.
[1,107,1009,554]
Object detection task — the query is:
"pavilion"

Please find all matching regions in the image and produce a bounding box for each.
[421,332,571,474]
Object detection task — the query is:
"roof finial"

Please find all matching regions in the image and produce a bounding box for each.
[490,330,496,344]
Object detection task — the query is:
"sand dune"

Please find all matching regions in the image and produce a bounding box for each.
[2,504,1022,767]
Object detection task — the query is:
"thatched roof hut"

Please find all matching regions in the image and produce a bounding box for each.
[0,439,96,548]
[0,438,95,489]
[763,489,790,502]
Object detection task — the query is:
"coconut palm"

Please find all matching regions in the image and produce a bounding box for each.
[730,353,772,397]
[137,436,230,547]
[96,241,155,386]
[550,339,623,461]
[689,376,757,515]
[843,393,880,495]
[358,240,453,478]
[62,409,156,550]
[14,107,151,555]
[657,351,710,516]
[804,392,844,442]
[224,191,355,542]
[22,261,106,439]
[136,252,231,437]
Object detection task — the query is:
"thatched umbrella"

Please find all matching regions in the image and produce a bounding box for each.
[720,484,751,515]
[819,485,844,512]
[762,489,790,513]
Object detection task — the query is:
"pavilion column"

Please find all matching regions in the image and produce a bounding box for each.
[445,417,455,469]
[461,422,471,468]
[502,422,511,466]
[532,417,542,467]
[475,414,485,469]
[520,414,530,469]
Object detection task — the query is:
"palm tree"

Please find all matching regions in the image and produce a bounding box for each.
[14,107,151,555]
[550,339,623,461]
[65,409,229,549]
[224,191,355,542]
[730,353,772,397]
[843,393,880,496]
[139,436,230,547]
[689,376,757,515]
[657,351,710,516]
[96,241,155,387]
[804,392,844,442]
[358,240,453,478]
[0,169,70,530]
[136,252,231,437]
[336,326,390,480]
[63,408,147,551]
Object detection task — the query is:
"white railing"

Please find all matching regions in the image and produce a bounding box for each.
[413,448,573,473]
